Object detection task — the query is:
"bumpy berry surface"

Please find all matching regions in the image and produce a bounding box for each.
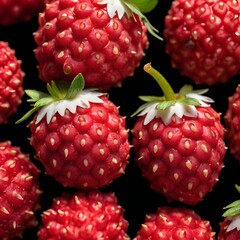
[34,0,148,91]
[29,96,130,189]
[224,85,240,161]
[0,141,42,240]
[0,41,24,124]
[134,206,215,239]
[164,0,240,85]
[218,217,240,240]
[38,190,130,240]
[132,106,226,205]
[0,0,46,26]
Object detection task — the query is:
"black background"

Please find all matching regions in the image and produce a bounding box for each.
[0,1,240,239]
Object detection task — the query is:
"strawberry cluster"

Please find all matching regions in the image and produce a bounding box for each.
[0,0,240,239]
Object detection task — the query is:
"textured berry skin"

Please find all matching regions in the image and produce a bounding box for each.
[0,41,25,124]
[38,190,130,240]
[132,106,226,205]
[164,0,240,85]
[34,0,148,91]
[134,206,215,240]
[0,141,42,240]
[218,218,240,240]
[29,95,130,189]
[0,0,46,26]
[224,85,240,161]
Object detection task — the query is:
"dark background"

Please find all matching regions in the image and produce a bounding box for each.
[0,1,240,239]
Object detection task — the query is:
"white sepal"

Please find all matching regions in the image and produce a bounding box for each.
[36,89,105,124]
[138,102,198,125]
[227,215,240,232]
[97,0,129,19]
[137,92,213,125]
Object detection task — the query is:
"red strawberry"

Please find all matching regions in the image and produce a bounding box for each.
[0,141,42,240]
[33,0,161,91]
[0,0,46,26]
[224,84,240,161]
[131,63,226,205]
[218,184,240,240]
[0,41,25,124]
[17,74,130,190]
[134,206,215,239]
[38,190,130,240]
[164,0,240,85]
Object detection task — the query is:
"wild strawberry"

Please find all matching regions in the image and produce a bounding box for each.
[224,84,240,161]
[0,41,25,124]
[33,0,161,91]
[17,74,130,190]
[218,184,240,240]
[131,63,226,205]
[38,190,130,240]
[134,206,215,239]
[0,0,46,26]
[164,0,240,85]
[0,141,42,240]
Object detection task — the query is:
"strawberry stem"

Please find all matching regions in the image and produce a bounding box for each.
[143,63,175,101]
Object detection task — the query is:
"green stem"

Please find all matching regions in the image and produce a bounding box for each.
[144,63,176,101]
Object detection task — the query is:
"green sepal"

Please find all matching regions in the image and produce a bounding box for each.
[16,73,85,124]
[156,100,176,110]
[139,95,164,102]
[223,200,240,217]
[179,85,193,95]
[25,89,49,103]
[181,97,201,106]
[131,102,152,117]
[222,184,240,217]
[236,185,240,193]
[178,84,209,96]
[124,1,163,41]
[131,0,158,13]
[15,108,38,124]
[65,74,84,99]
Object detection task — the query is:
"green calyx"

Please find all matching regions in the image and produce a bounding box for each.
[16,74,85,124]
[132,63,205,116]
[223,185,240,218]
[130,0,158,13]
